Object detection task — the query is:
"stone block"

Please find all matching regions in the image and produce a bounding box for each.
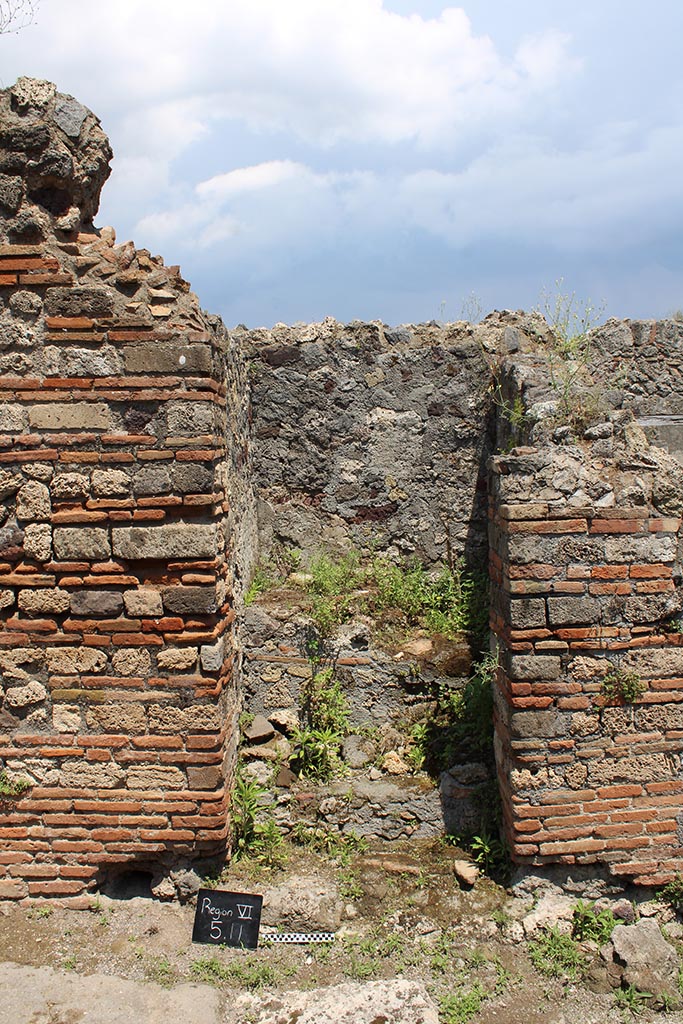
[23,523,52,562]
[16,481,50,522]
[123,342,211,374]
[28,403,113,431]
[509,655,561,681]
[200,640,225,672]
[123,588,163,617]
[186,765,223,790]
[52,704,81,733]
[157,647,198,671]
[133,466,171,497]
[0,469,22,500]
[4,681,47,708]
[111,647,151,677]
[173,464,213,494]
[69,590,124,617]
[18,588,71,614]
[165,401,215,435]
[61,759,124,789]
[50,473,90,500]
[53,526,111,560]
[46,647,107,675]
[547,596,601,626]
[0,588,15,610]
[148,703,222,734]
[126,765,186,790]
[91,469,130,496]
[508,597,547,630]
[0,403,28,432]
[86,704,147,734]
[161,586,217,615]
[112,523,217,560]
[45,286,114,318]
[510,709,565,739]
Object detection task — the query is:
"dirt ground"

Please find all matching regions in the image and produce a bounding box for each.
[2,839,683,1024]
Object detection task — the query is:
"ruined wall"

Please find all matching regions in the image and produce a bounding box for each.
[490,326,683,886]
[0,79,255,901]
[240,317,498,567]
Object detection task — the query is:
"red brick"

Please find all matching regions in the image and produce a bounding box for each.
[630,563,672,579]
[589,519,644,535]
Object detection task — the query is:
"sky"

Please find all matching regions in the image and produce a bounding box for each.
[2,0,682,328]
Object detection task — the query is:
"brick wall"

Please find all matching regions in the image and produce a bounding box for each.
[0,79,255,901]
[490,435,683,885]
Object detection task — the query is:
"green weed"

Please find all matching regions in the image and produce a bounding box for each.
[290,822,366,865]
[290,725,346,782]
[614,984,652,1014]
[0,770,30,800]
[528,927,585,981]
[191,957,277,990]
[439,983,487,1024]
[600,669,645,705]
[230,769,285,865]
[571,900,616,943]
[658,874,683,912]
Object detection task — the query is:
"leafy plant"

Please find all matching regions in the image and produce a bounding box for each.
[600,669,645,705]
[571,900,617,943]
[244,565,273,605]
[289,726,346,782]
[302,668,350,735]
[190,957,278,989]
[230,769,284,865]
[528,927,585,981]
[291,822,366,864]
[439,984,487,1024]
[0,770,30,800]
[614,984,652,1014]
[469,831,508,876]
[657,874,683,912]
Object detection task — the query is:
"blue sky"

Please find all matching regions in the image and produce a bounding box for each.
[2,0,682,327]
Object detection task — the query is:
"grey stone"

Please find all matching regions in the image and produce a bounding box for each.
[199,640,225,672]
[610,919,681,1007]
[0,962,220,1024]
[123,343,211,374]
[53,527,111,560]
[173,464,213,494]
[161,586,217,615]
[0,173,22,213]
[508,597,547,630]
[547,596,601,626]
[509,655,561,681]
[45,287,114,319]
[0,403,27,433]
[53,97,88,138]
[133,466,171,496]
[243,714,276,743]
[171,868,202,901]
[123,588,163,617]
[511,709,565,739]
[238,980,439,1024]
[342,734,377,768]
[9,291,42,318]
[112,524,217,560]
[69,590,124,618]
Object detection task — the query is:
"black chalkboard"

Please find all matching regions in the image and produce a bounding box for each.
[192,888,263,949]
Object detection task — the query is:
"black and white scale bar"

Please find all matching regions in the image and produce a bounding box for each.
[261,931,336,944]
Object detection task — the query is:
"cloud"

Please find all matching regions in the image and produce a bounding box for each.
[2,0,580,153]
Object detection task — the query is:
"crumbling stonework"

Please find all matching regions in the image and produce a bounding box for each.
[490,330,683,886]
[0,79,255,900]
[240,318,496,566]
[1,78,683,898]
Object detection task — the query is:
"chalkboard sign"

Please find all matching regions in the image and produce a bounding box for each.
[192,888,263,949]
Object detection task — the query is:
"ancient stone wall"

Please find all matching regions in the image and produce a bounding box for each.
[490,335,683,886]
[240,317,498,567]
[1,77,683,898]
[0,79,255,901]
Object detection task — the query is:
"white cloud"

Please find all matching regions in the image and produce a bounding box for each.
[2,0,579,153]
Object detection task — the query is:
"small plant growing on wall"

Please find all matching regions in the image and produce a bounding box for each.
[599,668,645,705]
[0,770,30,806]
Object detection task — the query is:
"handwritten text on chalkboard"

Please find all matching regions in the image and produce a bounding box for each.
[192,888,263,949]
